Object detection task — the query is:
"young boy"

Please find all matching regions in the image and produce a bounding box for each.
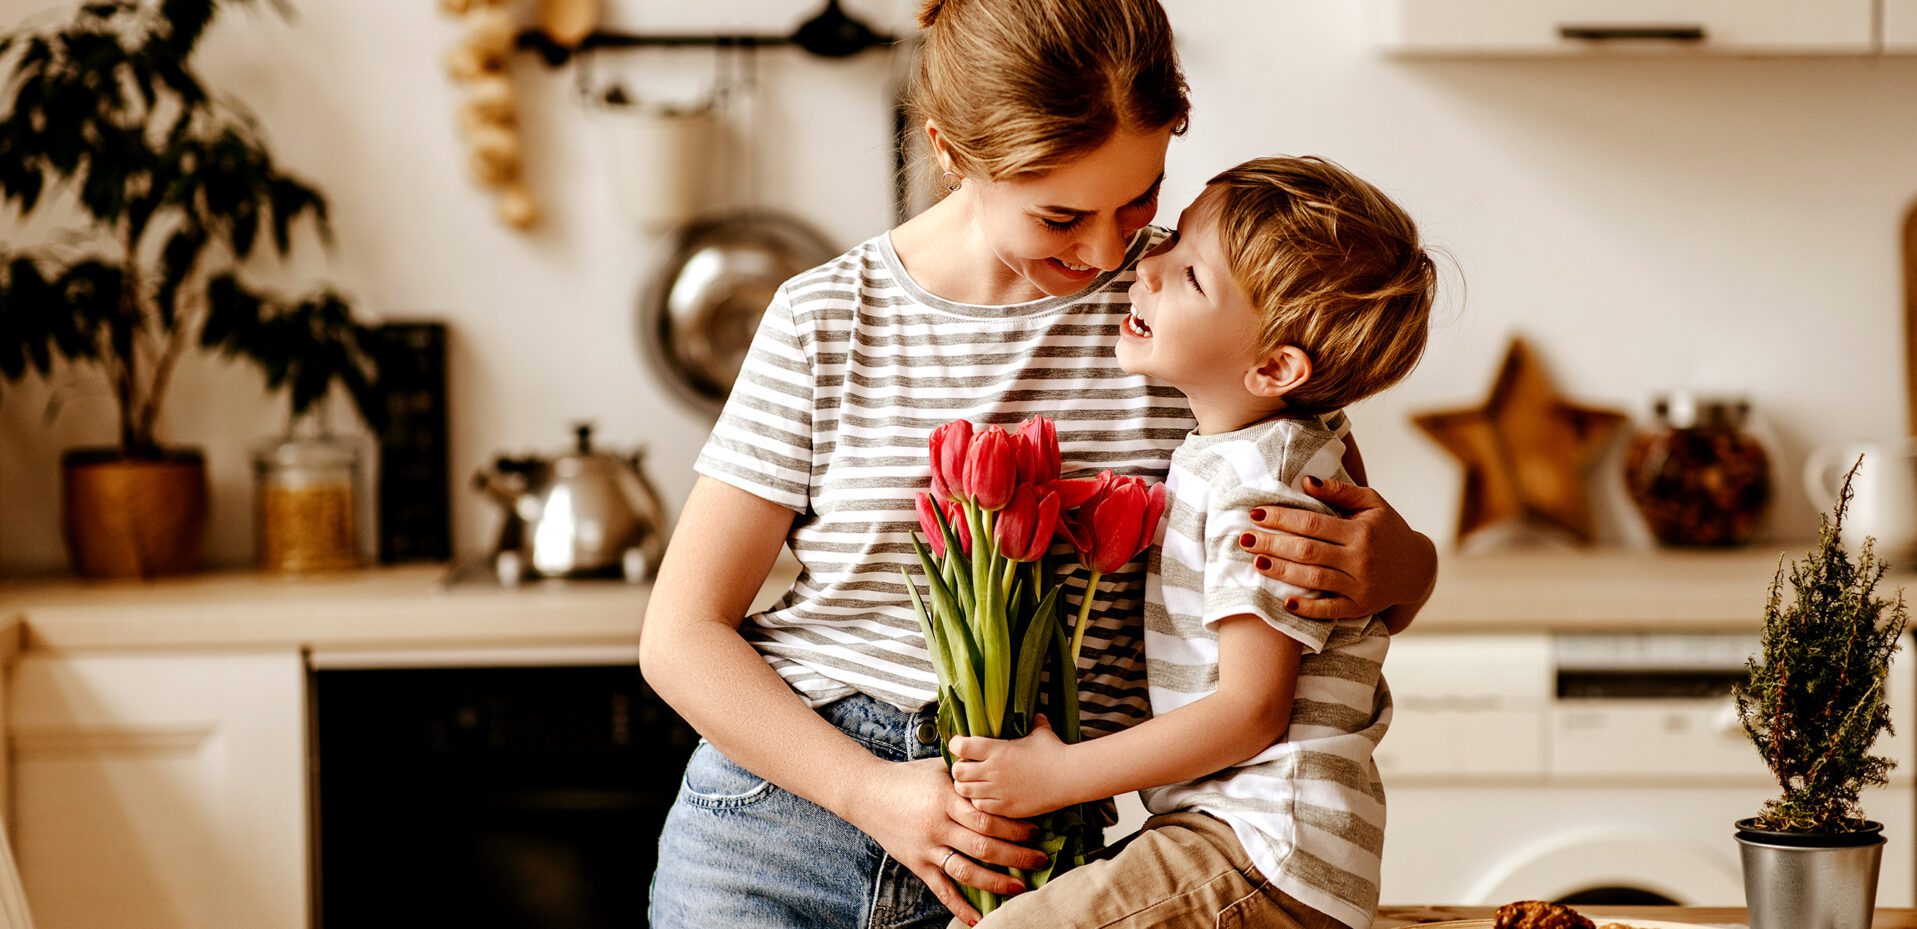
[949,156,1437,929]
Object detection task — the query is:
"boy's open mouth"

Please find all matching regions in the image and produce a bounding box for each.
[1124,309,1152,338]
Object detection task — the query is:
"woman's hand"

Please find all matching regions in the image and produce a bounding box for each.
[846,757,1052,925]
[1241,475,1437,623]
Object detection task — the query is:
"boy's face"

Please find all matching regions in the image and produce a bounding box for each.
[1116,191,1268,404]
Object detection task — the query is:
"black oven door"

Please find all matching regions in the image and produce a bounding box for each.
[313,664,699,929]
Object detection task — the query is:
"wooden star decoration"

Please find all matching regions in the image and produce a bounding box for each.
[1413,337,1628,545]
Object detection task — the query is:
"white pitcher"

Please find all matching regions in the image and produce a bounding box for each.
[1803,439,1917,565]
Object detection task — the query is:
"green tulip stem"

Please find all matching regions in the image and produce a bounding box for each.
[1069,570,1103,671]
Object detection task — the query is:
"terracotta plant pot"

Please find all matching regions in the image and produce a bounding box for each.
[61,448,209,578]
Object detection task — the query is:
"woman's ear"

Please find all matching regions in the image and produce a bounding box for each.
[1245,345,1311,400]
[924,120,956,175]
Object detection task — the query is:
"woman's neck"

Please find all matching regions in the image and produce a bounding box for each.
[890,195,1051,307]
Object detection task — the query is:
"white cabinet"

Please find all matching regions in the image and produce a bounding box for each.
[9,650,307,929]
[1372,0,1879,55]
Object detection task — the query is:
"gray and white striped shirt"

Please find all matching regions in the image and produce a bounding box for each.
[694,230,1194,736]
[1139,414,1391,929]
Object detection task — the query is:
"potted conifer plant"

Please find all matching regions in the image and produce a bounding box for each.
[0,0,377,577]
[1734,457,1909,929]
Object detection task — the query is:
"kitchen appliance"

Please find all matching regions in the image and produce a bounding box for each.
[313,660,696,929]
[1386,632,1913,906]
[1112,631,1917,906]
[473,423,669,585]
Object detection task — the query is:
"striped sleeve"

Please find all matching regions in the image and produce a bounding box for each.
[1197,425,1353,653]
[694,290,814,513]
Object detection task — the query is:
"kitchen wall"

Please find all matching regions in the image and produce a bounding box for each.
[3,0,1915,575]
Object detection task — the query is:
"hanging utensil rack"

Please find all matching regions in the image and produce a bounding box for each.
[517,31,823,66]
[516,0,901,67]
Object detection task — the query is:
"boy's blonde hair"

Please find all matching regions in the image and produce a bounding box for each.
[1209,156,1435,414]
[910,0,1190,181]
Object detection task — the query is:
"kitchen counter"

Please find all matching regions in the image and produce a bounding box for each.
[0,545,1906,654]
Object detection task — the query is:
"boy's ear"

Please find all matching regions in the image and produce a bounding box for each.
[1245,345,1311,400]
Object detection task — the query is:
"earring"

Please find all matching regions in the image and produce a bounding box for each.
[941,170,962,192]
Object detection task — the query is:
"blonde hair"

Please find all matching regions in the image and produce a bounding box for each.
[1208,156,1436,414]
[910,0,1190,181]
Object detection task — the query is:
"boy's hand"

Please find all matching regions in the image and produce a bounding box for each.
[949,716,1074,819]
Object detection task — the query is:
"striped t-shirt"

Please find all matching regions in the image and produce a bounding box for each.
[1138,415,1391,929]
[693,229,1195,737]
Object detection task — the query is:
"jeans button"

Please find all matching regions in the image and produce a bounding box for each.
[915,720,939,746]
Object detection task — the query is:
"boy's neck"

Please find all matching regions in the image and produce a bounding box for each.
[1187,393,1295,436]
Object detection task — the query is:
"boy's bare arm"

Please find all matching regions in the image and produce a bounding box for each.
[950,616,1303,818]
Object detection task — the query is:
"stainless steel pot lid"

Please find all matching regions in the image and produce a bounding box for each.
[641,211,836,416]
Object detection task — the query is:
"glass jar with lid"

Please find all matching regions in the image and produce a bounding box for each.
[255,433,362,573]
[1624,392,1773,546]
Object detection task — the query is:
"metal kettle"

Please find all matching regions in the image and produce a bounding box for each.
[474,423,670,585]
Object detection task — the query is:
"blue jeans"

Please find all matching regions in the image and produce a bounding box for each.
[649,695,953,929]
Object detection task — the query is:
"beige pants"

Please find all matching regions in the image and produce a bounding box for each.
[970,812,1347,929]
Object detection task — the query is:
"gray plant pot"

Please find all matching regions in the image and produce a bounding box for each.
[1735,818,1885,929]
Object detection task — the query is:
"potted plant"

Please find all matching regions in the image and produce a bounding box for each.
[1734,457,1909,929]
[0,0,378,577]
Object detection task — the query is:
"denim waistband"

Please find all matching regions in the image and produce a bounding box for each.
[818,694,943,763]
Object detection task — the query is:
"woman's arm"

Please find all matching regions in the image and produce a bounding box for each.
[1241,434,1437,631]
[640,477,1049,923]
[948,616,1303,818]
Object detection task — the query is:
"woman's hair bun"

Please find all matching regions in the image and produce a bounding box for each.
[917,0,950,30]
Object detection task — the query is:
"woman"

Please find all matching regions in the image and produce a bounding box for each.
[640,1,1437,926]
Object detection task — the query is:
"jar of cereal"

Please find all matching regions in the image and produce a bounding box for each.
[254,435,361,573]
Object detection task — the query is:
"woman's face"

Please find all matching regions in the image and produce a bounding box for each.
[961,126,1174,298]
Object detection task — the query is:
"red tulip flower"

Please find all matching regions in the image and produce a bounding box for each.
[1071,474,1168,574]
[946,498,973,557]
[929,420,973,502]
[963,425,1017,511]
[1048,476,1105,511]
[917,492,948,559]
[994,486,1060,563]
[918,492,973,559]
[1014,417,1061,486]
[1059,471,1168,667]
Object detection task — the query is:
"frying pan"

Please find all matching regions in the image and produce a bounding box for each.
[640,211,837,416]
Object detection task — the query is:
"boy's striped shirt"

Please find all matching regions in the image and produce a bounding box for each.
[1139,414,1391,929]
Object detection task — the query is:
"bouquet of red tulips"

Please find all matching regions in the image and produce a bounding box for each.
[903,415,1166,915]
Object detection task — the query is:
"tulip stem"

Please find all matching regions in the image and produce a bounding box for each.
[1069,570,1103,671]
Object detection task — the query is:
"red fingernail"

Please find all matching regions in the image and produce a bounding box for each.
[1286,598,1300,611]
[1250,508,1267,521]
[1238,533,1256,549]
[1256,556,1272,571]
[1305,476,1323,488]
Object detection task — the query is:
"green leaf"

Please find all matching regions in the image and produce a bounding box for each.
[1048,619,1082,745]
[1011,585,1061,729]
[902,565,957,697]
[159,0,216,57]
[228,198,258,257]
[937,691,962,762]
